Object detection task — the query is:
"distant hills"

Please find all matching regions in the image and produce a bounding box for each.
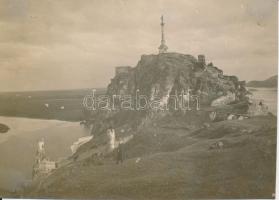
[247,75,277,88]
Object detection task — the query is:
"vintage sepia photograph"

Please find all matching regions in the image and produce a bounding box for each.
[0,0,277,199]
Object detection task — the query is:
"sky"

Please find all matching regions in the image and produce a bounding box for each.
[0,0,277,91]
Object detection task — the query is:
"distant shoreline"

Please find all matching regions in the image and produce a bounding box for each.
[0,113,82,124]
[0,88,107,123]
[0,115,75,123]
[247,87,277,90]
[247,86,277,89]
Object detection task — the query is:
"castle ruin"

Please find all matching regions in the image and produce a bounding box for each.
[32,139,56,179]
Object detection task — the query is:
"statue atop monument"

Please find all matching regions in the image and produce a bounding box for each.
[158,15,168,54]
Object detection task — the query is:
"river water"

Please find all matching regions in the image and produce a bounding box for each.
[248,87,277,115]
[0,117,90,191]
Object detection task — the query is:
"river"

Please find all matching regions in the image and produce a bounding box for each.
[0,117,90,191]
[248,87,277,115]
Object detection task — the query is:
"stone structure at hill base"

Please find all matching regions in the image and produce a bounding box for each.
[32,139,56,179]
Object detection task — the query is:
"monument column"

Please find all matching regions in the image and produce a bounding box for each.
[158,15,168,54]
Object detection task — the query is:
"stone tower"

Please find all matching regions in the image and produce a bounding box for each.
[36,138,46,162]
[32,138,56,179]
[198,55,206,65]
[158,15,168,54]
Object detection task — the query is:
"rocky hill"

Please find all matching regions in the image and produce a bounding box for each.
[247,75,277,88]
[86,52,250,147]
[20,53,276,199]
[108,53,247,107]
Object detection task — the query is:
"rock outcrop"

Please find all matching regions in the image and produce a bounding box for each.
[107,52,248,109]
[0,123,10,133]
[211,91,236,107]
[87,52,251,151]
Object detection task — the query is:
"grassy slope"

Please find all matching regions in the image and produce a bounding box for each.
[25,115,276,199]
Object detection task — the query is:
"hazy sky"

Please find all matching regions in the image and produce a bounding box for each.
[0,0,277,91]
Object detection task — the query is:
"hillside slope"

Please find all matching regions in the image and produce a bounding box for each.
[247,75,277,88]
[24,115,276,199]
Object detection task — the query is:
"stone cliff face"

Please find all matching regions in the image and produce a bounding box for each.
[107,52,247,108]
